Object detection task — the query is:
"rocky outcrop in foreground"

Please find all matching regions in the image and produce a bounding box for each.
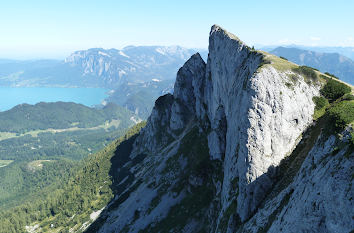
[89,25,353,233]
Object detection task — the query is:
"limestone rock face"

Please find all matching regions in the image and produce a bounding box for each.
[133,93,174,154]
[173,53,206,113]
[240,131,354,233]
[133,53,206,154]
[92,25,353,233]
[202,25,319,220]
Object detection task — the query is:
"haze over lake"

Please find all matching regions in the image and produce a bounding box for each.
[0,87,108,111]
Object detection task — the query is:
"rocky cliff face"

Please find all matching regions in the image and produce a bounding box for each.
[89,25,353,233]
[203,26,320,221]
[240,125,353,233]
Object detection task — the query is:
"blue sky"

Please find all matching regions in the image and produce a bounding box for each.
[1,0,353,59]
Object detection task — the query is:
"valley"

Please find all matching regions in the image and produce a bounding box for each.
[0,118,122,142]
[0,122,146,233]
[0,101,137,215]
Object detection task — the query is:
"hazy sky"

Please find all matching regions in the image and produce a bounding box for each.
[1,0,353,59]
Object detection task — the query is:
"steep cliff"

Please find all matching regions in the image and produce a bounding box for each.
[87,25,353,233]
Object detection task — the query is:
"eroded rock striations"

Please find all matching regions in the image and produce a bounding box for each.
[90,25,353,233]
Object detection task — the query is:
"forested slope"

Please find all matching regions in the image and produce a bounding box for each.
[0,122,146,233]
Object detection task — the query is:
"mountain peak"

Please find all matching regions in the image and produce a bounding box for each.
[210,24,245,45]
[86,25,353,233]
[173,52,205,113]
[176,52,204,71]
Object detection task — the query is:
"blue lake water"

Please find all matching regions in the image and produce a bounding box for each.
[0,87,108,111]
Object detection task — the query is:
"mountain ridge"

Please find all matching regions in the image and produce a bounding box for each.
[64,45,207,88]
[260,45,354,61]
[87,25,353,232]
[0,46,207,88]
[270,46,354,85]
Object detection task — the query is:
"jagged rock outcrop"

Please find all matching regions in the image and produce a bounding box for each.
[133,53,206,154]
[89,25,353,233]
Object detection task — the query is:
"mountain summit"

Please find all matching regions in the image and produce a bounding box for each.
[86,25,353,232]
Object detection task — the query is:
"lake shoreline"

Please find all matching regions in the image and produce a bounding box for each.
[0,86,109,112]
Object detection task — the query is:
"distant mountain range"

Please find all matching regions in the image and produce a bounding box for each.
[65,46,207,88]
[0,46,207,89]
[260,45,354,61]
[0,58,100,87]
[0,46,207,118]
[270,47,354,84]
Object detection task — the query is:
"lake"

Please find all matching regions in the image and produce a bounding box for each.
[0,87,108,111]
